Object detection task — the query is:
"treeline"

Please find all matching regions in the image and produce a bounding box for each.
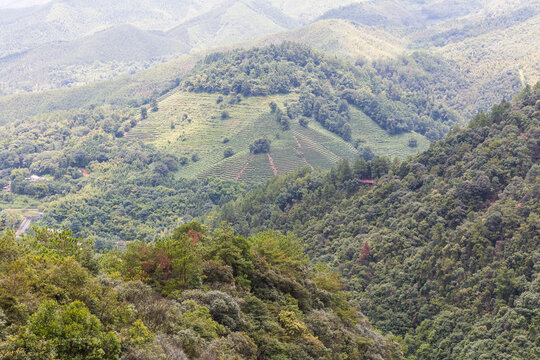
[182,42,459,140]
[207,84,540,359]
[0,105,246,244]
[0,224,401,359]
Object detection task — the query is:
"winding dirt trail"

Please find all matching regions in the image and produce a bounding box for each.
[235,155,254,181]
[268,153,278,176]
[293,135,314,170]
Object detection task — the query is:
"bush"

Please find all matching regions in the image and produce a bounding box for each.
[408,138,418,148]
[224,148,235,158]
[249,139,271,154]
[221,111,230,120]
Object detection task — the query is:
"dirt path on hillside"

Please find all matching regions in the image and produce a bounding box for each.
[235,155,254,181]
[268,153,278,176]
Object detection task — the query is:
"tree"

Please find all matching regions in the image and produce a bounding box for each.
[224,148,234,158]
[299,116,309,127]
[249,139,271,154]
[206,224,253,287]
[151,100,158,112]
[1,300,121,360]
[360,242,371,261]
[269,101,277,113]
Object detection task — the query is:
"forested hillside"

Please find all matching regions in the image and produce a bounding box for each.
[0,223,402,359]
[0,105,246,245]
[182,42,459,140]
[1,42,459,244]
[209,84,540,359]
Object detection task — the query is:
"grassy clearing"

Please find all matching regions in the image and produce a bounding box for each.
[126,91,429,182]
[349,107,430,159]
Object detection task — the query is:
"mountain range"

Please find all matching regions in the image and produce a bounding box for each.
[0,2,538,359]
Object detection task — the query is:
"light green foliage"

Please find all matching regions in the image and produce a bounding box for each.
[0,300,121,360]
[207,224,254,287]
[251,230,307,276]
[126,319,154,346]
[179,300,226,341]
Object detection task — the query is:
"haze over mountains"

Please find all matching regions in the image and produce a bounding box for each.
[1,0,538,98]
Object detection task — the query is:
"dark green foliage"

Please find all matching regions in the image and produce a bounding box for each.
[0,105,247,243]
[249,138,271,154]
[208,84,540,359]
[220,111,230,120]
[151,99,158,112]
[182,42,458,140]
[223,148,234,158]
[299,116,309,127]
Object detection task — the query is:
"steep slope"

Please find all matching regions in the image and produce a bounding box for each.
[0,24,189,93]
[256,19,406,60]
[209,84,540,359]
[435,12,540,115]
[125,91,428,183]
[167,0,294,53]
[0,224,403,359]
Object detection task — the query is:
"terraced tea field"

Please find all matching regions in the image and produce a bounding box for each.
[126,91,429,183]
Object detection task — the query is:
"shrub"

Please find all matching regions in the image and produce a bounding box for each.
[249,138,271,154]
[224,148,234,158]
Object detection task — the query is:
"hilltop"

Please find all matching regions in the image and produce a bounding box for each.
[0,223,403,359]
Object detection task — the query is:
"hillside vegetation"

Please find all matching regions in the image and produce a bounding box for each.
[0,223,402,359]
[182,43,458,140]
[209,84,540,359]
[126,91,428,182]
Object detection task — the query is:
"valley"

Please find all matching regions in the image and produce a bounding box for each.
[0,1,538,359]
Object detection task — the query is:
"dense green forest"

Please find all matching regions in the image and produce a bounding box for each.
[0,105,246,245]
[0,2,539,359]
[0,223,401,359]
[208,84,540,359]
[182,43,459,140]
[0,42,469,244]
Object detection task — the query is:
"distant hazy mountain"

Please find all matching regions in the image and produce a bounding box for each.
[167,0,298,52]
[0,0,357,94]
[0,0,538,102]
[0,0,51,8]
[0,24,189,92]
